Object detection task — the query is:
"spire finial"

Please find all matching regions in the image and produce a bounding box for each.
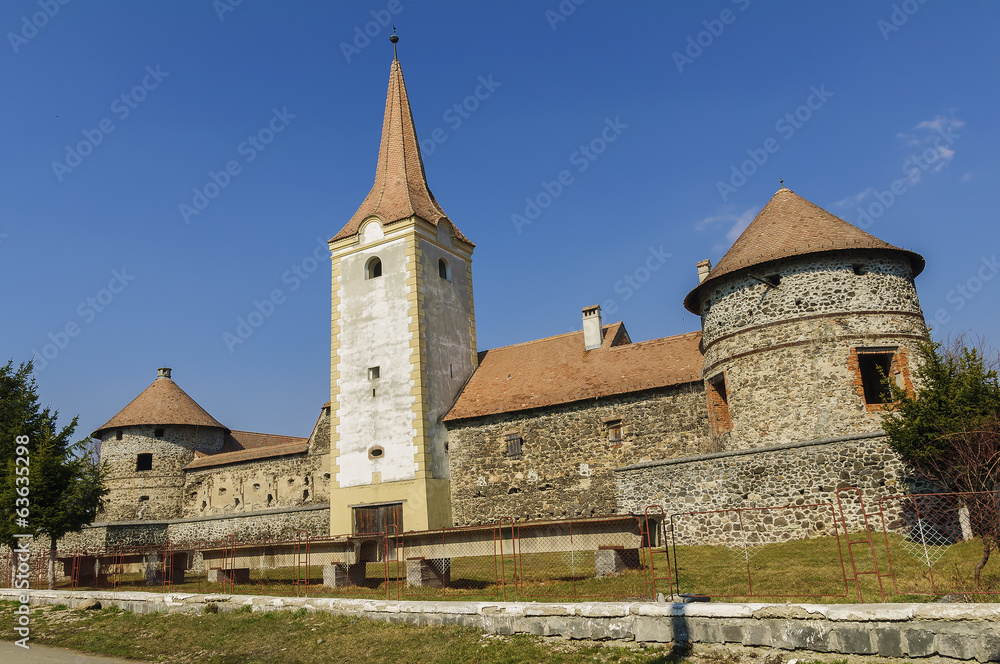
[390,26,398,60]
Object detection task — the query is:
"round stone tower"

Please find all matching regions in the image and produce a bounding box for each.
[684,188,928,450]
[92,368,227,521]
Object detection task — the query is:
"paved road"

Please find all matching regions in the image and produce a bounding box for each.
[0,641,143,663]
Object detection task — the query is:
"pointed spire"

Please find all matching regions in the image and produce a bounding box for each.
[333,44,471,244]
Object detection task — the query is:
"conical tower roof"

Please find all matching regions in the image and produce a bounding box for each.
[332,55,471,244]
[684,188,924,314]
[92,368,226,438]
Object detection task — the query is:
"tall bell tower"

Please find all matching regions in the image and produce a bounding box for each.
[327,40,477,534]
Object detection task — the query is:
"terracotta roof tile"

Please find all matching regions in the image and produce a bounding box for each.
[684,188,924,313]
[332,57,471,245]
[444,325,703,421]
[92,372,225,437]
[183,440,308,470]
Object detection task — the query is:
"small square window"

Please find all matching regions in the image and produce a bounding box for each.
[136,453,152,471]
[154,428,164,438]
[605,419,623,446]
[368,366,380,380]
[504,433,523,459]
[115,430,123,441]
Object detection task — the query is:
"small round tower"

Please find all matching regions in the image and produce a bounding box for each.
[684,188,928,450]
[92,368,227,521]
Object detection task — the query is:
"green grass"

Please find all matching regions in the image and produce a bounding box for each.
[45,532,1000,604]
[0,600,686,664]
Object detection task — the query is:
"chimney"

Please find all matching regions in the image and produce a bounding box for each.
[697,259,712,284]
[582,305,603,350]
[157,367,172,379]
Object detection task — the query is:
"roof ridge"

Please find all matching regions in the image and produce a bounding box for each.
[480,322,622,354]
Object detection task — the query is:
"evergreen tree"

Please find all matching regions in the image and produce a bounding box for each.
[0,359,108,587]
[881,336,1000,582]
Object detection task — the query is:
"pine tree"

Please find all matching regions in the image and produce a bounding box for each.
[0,359,108,587]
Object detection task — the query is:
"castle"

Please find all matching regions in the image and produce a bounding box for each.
[75,47,927,548]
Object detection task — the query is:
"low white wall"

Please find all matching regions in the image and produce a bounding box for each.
[4,589,998,661]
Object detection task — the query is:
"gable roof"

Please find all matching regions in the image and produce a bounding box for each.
[332,56,471,245]
[444,324,703,422]
[684,188,925,314]
[183,430,309,470]
[92,372,226,437]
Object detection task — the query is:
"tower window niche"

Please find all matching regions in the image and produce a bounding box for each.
[438,258,451,281]
[856,349,896,405]
[136,453,152,471]
[707,373,734,436]
[365,256,383,279]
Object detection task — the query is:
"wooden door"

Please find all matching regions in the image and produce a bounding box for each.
[353,503,403,535]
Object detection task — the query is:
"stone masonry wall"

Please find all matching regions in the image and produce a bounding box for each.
[448,383,710,526]
[182,452,329,518]
[614,433,913,545]
[98,425,225,521]
[696,251,928,450]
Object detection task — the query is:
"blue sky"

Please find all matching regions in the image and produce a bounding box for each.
[2,1,997,441]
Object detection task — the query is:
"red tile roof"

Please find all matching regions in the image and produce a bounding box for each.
[183,430,309,470]
[332,57,471,245]
[684,188,925,313]
[444,324,703,421]
[92,373,226,437]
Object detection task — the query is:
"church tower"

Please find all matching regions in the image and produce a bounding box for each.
[327,43,477,534]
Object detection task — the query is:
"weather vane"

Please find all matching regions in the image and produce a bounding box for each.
[390,26,398,59]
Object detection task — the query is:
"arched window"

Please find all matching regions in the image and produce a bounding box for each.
[366,256,382,279]
[438,258,451,281]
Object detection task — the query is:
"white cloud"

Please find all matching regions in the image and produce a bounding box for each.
[833,188,875,209]
[695,206,759,251]
[915,115,965,132]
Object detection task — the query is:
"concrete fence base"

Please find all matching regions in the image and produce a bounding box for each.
[3,589,998,662]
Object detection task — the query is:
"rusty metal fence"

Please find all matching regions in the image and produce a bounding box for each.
[4,489,1000,603]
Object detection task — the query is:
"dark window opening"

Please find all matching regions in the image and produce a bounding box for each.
[438,258,451,281]
[853,263,868,276]
[219,487,227,495]
[201,500,207,510]
[859,352,894,404]
[136,453,152,471]
[368,366,380,380]
[505,433,523,459]
[303,490,309,501]
[266,494,273,506]
[366,256,382,279]
[234,498,240,507]
[154,428,164,438]
[369,446,384,459]
[707,373,733,436]
[764,273,781,286]
[606,419,623,446]
[115,430,123,441]
[139,496,149,502]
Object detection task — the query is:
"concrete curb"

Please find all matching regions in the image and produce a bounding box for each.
[4,589,998,661]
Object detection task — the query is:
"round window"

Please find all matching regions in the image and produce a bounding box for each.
[368,446,385,459]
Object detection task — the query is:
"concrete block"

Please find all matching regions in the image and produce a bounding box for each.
[834,626,874,654]
[978,628,1000,663]
[405,558,451,588]
[594,547,641,577]
[719,623,744,643]
[741,622,771,647]
[687,619,721,644]
[904,628,937,658]
[633,615,673,643]
[144,552,161,585]
[783,623,832,652]
[875,626,904,658]
[937,631,978,660]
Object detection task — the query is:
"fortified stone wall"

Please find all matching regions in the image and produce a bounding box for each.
[614,433,913,545]
[448,383,710,526]
[696,251,927,449]
[52,505,332,551]
[98,425,225,521]
[182,452,329,517]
